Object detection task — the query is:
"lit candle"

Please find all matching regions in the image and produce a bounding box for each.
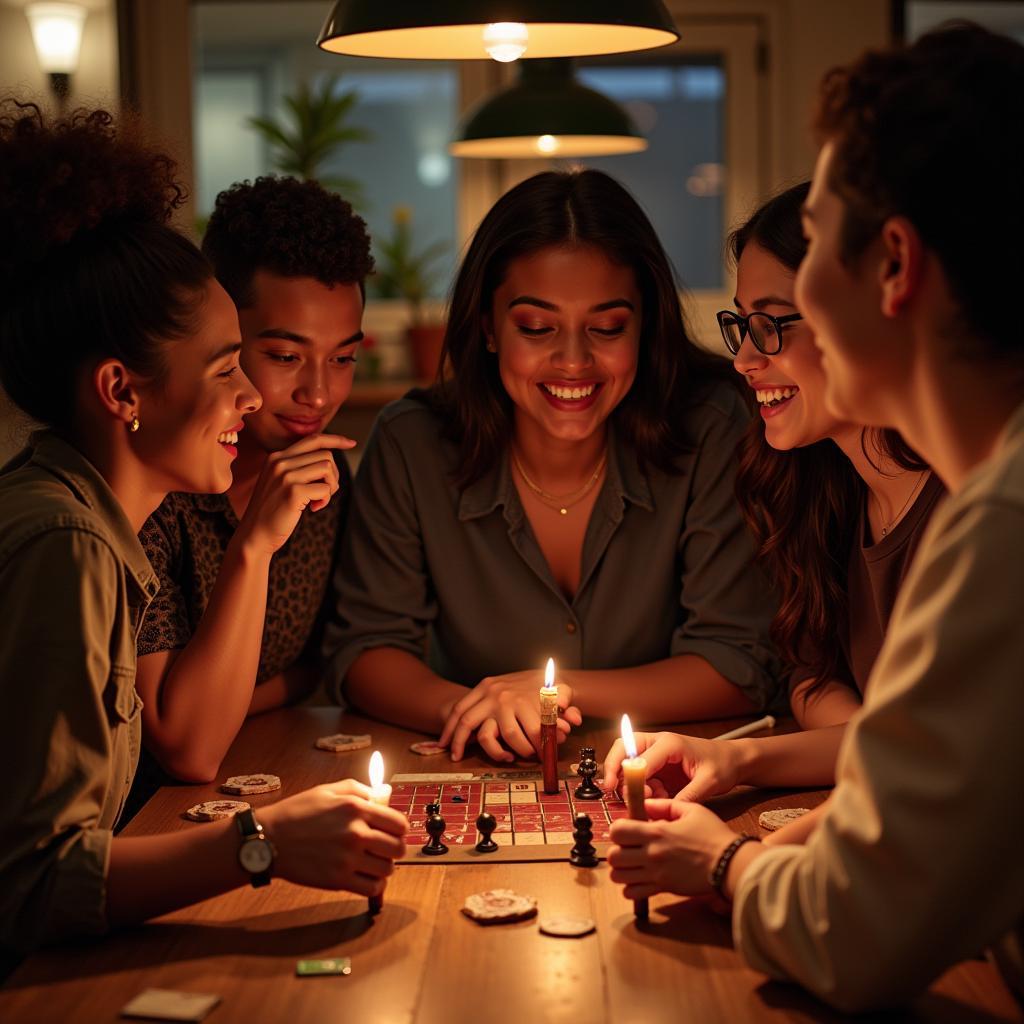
[539,658,559,795]
[367,750,392,914]
[620,713,649,920]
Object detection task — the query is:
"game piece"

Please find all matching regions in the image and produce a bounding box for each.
[539,915,596,938]
[757,807,810,832]
[422,807,449,855]
[570,812,599,867]
[574,747,603,800]
[220,773,280,795]
[475,811,498,853]
[296,958,352,976]
[120,988,220,1021]
[462,889,538,924]
[409,740,448,755]
[184,800,250,822]
[314,733,371,752]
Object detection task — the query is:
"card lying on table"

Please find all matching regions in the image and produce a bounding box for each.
[121,988,221,1021]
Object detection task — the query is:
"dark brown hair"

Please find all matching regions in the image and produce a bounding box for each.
[424,168,738,485]
[730,183,925,690]
[813,22,1024,364]
[202,175,374,307]
[0,100,212,434]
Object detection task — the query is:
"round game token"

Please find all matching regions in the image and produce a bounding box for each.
[539,915,596,938]
[462,889,538,924]
[409,741,448,756]
[757,807,810,832]
[221,773,281,795]
[185,800,250,822]
[315,733,371,752]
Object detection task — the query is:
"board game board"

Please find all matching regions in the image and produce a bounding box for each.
[391,770,628,863]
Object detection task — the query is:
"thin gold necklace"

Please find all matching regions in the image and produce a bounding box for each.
[512,449,607,515]
[877,471,929,537]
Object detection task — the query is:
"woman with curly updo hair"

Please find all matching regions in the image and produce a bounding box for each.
[130,176,373,807]
[0,102,406,963]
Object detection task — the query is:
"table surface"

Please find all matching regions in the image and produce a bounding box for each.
[2,707,1020,1024]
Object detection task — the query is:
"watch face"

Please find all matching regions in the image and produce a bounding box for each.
[239,838,273,873]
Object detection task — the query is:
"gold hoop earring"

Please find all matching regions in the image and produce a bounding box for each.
[129,416,140,433]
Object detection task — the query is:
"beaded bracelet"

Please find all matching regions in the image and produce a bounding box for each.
[709,834,761,899]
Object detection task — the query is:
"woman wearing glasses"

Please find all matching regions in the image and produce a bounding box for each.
[602,182,943,833]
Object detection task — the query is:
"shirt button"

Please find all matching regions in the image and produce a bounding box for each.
[566,622,577,634]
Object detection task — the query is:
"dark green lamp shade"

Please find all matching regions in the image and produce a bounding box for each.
[450,59,646,158]
[317,1,678,60]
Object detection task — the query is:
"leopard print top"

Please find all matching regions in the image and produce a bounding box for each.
[137,454,351,681]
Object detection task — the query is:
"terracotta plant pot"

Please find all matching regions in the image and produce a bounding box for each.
[407,323,447,382]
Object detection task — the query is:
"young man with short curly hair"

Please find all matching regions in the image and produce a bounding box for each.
[129,177,374,806]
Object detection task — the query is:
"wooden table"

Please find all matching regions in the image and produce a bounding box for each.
[2,708,1020,1023]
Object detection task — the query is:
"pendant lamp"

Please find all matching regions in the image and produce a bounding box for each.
[317,1,678,61]
[450,59,646,158]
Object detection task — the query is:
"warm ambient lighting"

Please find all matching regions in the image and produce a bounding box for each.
[25,2,86,74]
[483,22,528,62]
[621,713,638,760]
[317,1,679,60]
[450,58,647,159]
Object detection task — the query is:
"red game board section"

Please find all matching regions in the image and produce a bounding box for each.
[392,774,625,850]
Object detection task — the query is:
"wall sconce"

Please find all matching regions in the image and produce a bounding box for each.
[25,2,88,103]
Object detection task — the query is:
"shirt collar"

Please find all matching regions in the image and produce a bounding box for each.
[456,422,654,522]
[23,431,160,599]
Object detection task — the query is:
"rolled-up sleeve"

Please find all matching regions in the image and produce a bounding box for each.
[732,498,1024,1011]
[671,395,781,708]
[322,415,436,703]
[0,531,123,953]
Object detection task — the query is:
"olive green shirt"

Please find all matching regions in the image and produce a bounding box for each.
[734,400,1024,1011]
[324,385,780,709]
[0,433,157,956]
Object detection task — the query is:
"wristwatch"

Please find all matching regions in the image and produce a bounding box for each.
[236,808,275,887]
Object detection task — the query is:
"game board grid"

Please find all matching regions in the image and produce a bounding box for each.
[389,778,627,849]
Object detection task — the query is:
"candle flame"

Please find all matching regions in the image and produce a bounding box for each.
[621,713,637,760]
[543,657,556,691]
[369,750,384,789]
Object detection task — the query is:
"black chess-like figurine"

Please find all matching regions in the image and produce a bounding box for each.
[570,811,599,867]
[474,811,498,853]
[422,804,449,856]
[574,747,603,800]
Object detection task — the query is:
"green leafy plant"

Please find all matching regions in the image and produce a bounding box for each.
[373,206,449,326]
[248,76,370,204]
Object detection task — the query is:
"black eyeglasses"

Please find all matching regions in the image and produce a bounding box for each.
[716,309,803,355]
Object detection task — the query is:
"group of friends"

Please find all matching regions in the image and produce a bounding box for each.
[0,21,1021,1013]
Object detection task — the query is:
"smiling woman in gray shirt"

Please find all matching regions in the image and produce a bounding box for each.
[324,170,780,761]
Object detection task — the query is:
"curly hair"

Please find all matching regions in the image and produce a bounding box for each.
[0,100,211,432]
[424,168,739,487]
[729,183,926,692]
[813,22,1024,361]
[202,176,374,307]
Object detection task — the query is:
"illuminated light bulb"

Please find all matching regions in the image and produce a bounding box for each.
[483,22,528,63]
[536,134,559,154]
[26,2,86,74]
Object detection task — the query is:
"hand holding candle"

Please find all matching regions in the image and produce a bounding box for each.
[367,750,392,914]
[620,714,649,920]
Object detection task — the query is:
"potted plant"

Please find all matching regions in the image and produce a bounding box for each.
[248,75,371,206]
[373,206,449,381]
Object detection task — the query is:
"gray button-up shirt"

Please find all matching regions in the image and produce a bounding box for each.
[324,383,780,709]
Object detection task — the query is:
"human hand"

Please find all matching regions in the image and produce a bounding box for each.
[236,434,355,556]
[438,670,583,762]
[601,732,744,803]
[261,779,408,897]
[607,798,739,901]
